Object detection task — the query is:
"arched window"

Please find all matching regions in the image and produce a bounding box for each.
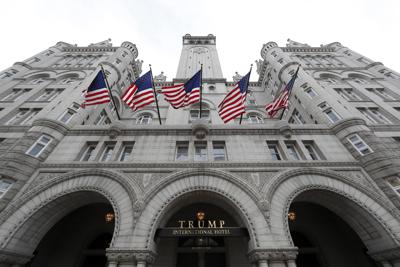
[136,113,153,125]
[247,113,264,124]
[189,103,210,121]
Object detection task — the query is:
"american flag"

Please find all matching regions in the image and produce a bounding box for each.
[162,70,201,109]
[266,67,299,118]
[83,70,111,107]
[121,70,155,111]
[218,71,251,123]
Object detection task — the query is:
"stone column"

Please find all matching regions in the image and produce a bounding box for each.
[286,259,297,267]
[0,251,31,267]
[258,259,269,267]
[248,248,298,267]
[134,251,156,267]
[381,261,393,267]
[107,261,118,267]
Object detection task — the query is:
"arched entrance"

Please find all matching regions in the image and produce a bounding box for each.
[288,201,377,267]
[153,191,251,267]
[25,201,115,267]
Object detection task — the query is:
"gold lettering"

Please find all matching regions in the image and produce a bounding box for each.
[208,220,217,228]
[219,220,225,228]
[188,221,194,228]
[198,220,205,228]
[178,220,185,228]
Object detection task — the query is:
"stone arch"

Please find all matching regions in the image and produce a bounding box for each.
[133,169,267,250]
[266,168,400,252]
[56,70,87,80]
[24,71,55,80]
[343,70,375,79]
[314,70,343,80]
[246,110,265,122]
[0,169,138,256]
[190,98,216,110]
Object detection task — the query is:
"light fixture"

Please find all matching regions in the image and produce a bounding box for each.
[105,212,115,223]
[288,211,296,222]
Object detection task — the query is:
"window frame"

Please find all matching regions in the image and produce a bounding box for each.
[0,179,13,199]
[175,141,189,161]
[26,135,52,157]
[347,134,373,156]
[212,141,227,161]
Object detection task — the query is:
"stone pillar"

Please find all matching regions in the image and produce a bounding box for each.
[107,261,118,267]
[0,251,31,267]
[134,251,156,267]
[258,259,269,267]
[248,248,298,267]
[381,261,393,267]
[286,259,297,267]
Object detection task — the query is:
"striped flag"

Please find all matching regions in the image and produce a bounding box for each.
[266,67,299,118]
[162,70,201,109]
[121,70,155,111]
[83,70,111,107]
[218,71,251,123]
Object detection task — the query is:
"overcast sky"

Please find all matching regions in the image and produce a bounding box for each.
[1,0,399,81]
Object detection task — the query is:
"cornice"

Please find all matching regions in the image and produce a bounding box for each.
[31,118,70,135]
[63,47,117,53]
[39,161,360,170]
[248,247,298,262]
[66,124,333,136]
[282,47,335,53]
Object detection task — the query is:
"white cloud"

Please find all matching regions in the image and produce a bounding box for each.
[1,0,399,81]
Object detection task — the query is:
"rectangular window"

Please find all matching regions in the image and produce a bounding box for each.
[212,141,226,161]
[285,142,300,160]
[119,142,134,162]
[176,141,189,161]
[347,134,373,155]
[385,177,400,196]
[334,88,362,101]
[80,142,98,161]
[26,135,52,157]
[194,141,207,161]
[267,141,282,160]
[289,109,306,124]
[367,88,397,101]
[324,109,341,123]
[302,141,324,160]
[357,108,393,124]
[190,109,210,120]
[58,110,75,124]
[305,87,317,98]
[94,110,109,125]
[100,143,116,162]
[0,180,13,198]
[1,89,31,101]
[7,108,41,126]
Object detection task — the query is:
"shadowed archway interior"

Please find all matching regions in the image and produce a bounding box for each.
[24,202,115,267]
[289,201,377,267]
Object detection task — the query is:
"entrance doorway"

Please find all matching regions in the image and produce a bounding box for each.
[25,202,114,267]
[176,236,226,267]
[289,201,377,267]
[153,200,251,267]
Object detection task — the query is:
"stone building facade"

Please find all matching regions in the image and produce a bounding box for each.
[0,34,399,267]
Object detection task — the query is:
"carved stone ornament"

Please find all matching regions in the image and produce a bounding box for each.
[0,250,32,265]
[232,72,243,83]
[107,122,125,139]
[154,72,167,82]
[275,120,292,138]
[248,248,298,263]
[191,118,209,139]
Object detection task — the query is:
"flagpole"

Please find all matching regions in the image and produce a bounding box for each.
[239,64,253,125]
[199,63,203,119]
[279,65,300,120]
[100,64,121,120]
[149,64,162,125]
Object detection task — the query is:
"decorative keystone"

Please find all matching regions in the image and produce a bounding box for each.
[108,121,125,139]
[275,120,292,138]
[191,118,209,139]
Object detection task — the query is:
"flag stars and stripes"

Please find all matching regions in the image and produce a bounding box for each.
[218,71,251,123]
[121,70,155,111]
[162,70,201,109]
[83,70,111,107]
